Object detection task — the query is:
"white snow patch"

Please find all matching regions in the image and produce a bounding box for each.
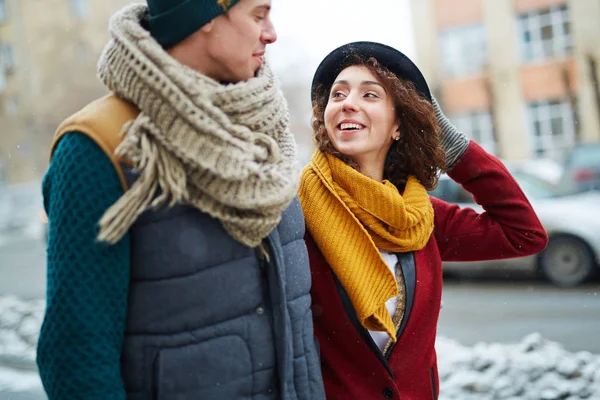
[0,295,44,364]
[436,334,600,399]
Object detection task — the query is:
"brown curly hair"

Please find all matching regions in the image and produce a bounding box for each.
[311,55,446,192]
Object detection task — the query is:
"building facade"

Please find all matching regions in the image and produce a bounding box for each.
[0,0,133,184]
[411,0,600,161]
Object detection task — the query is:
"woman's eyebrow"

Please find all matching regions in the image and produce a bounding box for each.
[361,80,384,88]
[332,80,384,89]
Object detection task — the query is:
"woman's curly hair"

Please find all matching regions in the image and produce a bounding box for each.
[311,55,446,192]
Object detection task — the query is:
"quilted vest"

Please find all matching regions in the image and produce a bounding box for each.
[51,94,325,400]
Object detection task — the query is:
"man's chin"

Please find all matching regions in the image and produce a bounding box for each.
[220,73,251,84]
[223,67,258,83]
[252,63,263,77]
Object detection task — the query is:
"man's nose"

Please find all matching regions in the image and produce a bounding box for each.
[261,19,277,44]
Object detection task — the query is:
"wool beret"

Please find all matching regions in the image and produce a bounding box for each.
[147,0,241,48]
[311,41,432,104]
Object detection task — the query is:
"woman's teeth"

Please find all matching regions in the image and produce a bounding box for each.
[340,123,363,130]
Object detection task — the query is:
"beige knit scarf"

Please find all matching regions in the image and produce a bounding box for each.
[95,4,298,247]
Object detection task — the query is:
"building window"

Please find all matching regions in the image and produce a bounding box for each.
[450,110,496,155]
[5,95,18,115]
[0,69,5,93]
[0,0,7,23]
[517,4,572,62]
[0,43,13,93]
[440,24,488,77]
[527,99,575,159]
[0,44,14,72]
[70,0,88,18]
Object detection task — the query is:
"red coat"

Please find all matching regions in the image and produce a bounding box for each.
[306,142,548,400]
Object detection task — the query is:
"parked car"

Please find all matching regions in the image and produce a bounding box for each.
[507,158,563,186]
[429,168,600,287]
[558,142,600,194]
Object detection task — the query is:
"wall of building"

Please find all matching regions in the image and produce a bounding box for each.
[569,0,600,144]
[435,0,483,29]
[483,0,531,160]
[0,0,133,184]
[411,0,600,161]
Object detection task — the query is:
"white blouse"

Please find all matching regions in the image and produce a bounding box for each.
[368,250,399,352]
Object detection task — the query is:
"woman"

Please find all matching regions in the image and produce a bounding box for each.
[299,41,548,399]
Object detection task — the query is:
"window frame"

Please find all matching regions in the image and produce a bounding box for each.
[526,98,575,159]
[439,23,488,78]
[70,0,88,18]
[0,43,14,71]
[517,4,572,62]
[0,0,7,23]
[450,110,496,155]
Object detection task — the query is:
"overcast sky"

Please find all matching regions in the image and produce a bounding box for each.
[266,0,415,83]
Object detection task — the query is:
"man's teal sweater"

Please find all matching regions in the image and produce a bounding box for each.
[37,132,130,399]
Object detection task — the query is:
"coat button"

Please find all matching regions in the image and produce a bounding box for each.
[382,388,394,398]
[256,306,265,315]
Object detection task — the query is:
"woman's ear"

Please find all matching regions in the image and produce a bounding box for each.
[392,122,401,140]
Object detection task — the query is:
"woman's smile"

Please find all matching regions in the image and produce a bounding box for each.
[337,120,367,135]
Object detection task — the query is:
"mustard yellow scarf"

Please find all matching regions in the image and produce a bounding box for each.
[299,150,434,341]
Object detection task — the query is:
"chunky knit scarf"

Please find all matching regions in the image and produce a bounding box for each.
[95,4,298,247]
[299,151,434,340]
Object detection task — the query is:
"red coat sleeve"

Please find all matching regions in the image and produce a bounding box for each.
[432,141,548,262]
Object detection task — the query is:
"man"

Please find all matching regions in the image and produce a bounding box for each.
[36,1,325,399]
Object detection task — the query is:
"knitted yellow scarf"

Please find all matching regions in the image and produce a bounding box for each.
[299,150,434,341]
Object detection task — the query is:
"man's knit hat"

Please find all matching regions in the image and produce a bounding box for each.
[311,41,432,105]
[147,0,241,48]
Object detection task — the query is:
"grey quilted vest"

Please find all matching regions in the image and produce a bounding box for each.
[120,168,325,400]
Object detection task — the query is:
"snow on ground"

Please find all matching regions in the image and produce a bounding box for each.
[0,296,43,365]
[1,295,599,399]
[436,334,600,399]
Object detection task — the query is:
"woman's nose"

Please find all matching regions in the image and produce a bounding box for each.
[342,94,359,112]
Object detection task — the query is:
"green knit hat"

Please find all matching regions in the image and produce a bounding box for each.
[147,0,241,48]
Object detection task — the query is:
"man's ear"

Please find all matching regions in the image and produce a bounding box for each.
[201,20,215,33]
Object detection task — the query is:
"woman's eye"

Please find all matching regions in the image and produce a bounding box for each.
[332,92,346,98]
[365,92,379,98]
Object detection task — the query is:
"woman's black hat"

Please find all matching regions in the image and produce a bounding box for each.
[311,41,432,104]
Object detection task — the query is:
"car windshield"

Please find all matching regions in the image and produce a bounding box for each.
[430,171,558,203]
[569,144,600,169]
[509,171,558,200]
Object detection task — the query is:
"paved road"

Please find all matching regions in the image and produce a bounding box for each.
[0,365,45,400]
[0,389,46,400]
[437,278,600,354]
[0,237,46,299]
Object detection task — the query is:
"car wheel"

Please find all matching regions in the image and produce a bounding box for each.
[538,236,597,287]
